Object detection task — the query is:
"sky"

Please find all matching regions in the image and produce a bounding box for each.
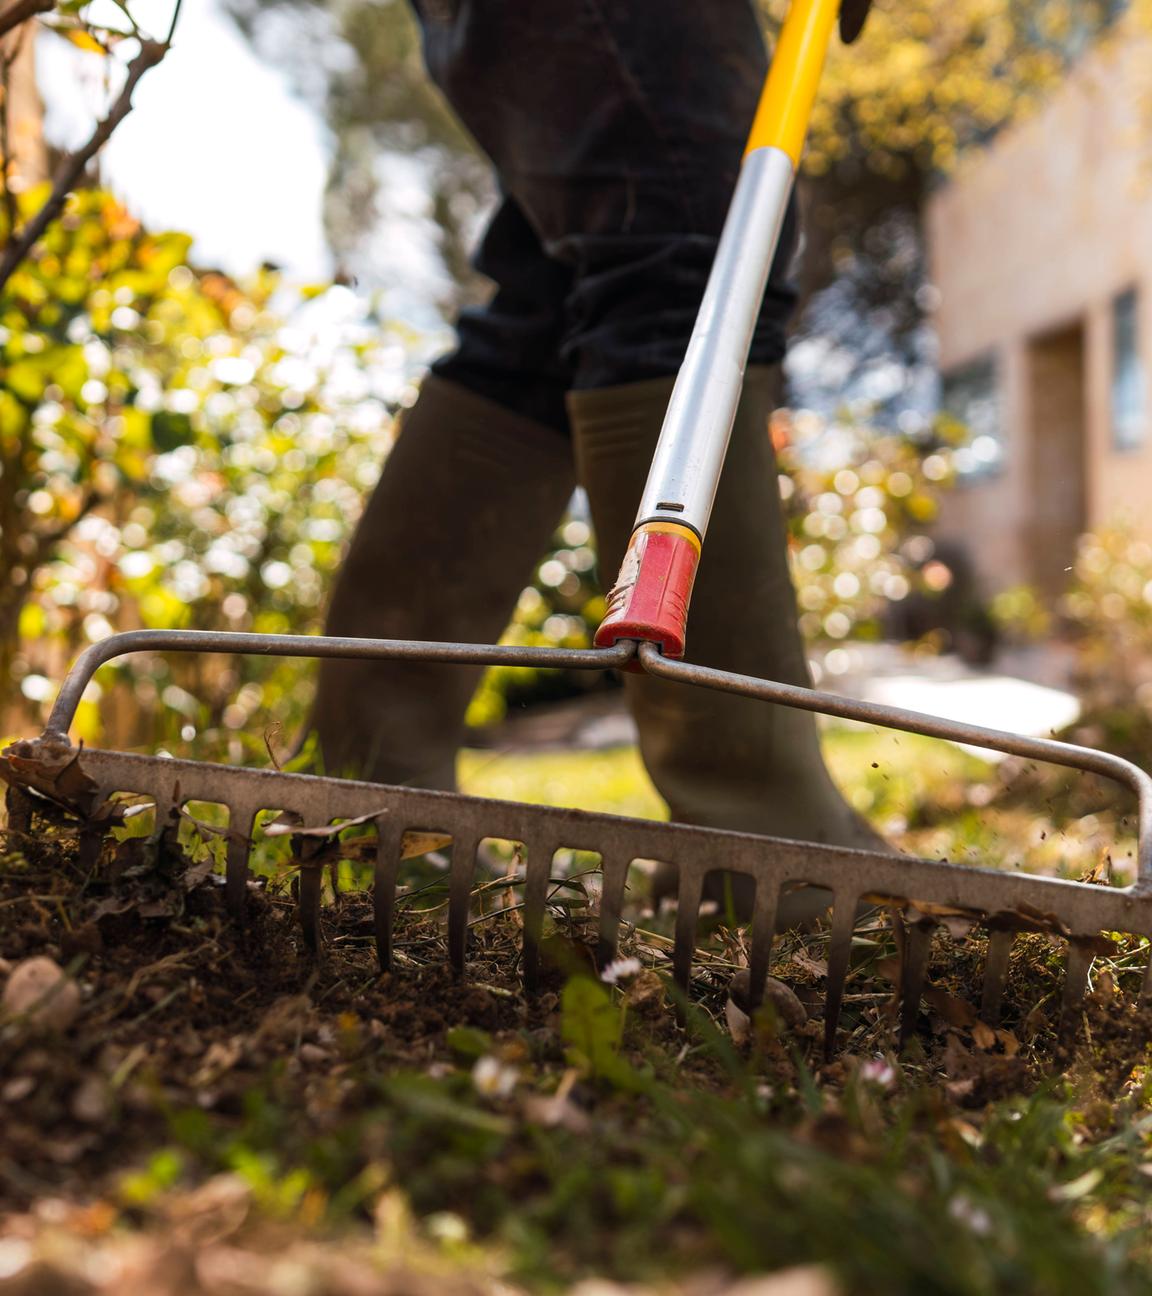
[36,0,332,279]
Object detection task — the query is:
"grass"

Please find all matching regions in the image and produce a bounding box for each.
[462,724,1138,882]
[460,725,990,824]
[460,743,666,820]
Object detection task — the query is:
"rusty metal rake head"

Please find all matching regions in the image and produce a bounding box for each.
[4,629,1152,1055]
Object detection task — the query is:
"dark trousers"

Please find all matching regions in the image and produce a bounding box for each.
[411,0,799,427]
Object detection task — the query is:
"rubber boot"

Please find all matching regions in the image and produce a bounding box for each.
[312,375,576,788]
[568,367,888,926]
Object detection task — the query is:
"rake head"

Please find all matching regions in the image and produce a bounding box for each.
[3,629,1152,1056]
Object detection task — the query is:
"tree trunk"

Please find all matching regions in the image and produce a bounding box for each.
[1,18,46,187]
[0,580,28,732]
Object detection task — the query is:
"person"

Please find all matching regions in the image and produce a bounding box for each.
[311,0,882,921]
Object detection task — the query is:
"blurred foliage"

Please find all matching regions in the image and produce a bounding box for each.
[770,0,1141,178]
[465,515,605,729]
[33,0,160,51]
[226,0,492,307]
[775,407,956,648]
[1,187,405,755]
[1059,527,1152,761]
[989,584,1053,644]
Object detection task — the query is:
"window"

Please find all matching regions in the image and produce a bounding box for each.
[1112,288,1146,451]
[941,355,1002,477]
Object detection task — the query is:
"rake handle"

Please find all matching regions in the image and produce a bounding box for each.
[595,0,840,657]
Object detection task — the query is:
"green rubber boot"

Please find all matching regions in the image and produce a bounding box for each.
[569,367,888,924]
[312,375,576,788]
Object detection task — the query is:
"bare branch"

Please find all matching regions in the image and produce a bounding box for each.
[0,0,53,43]
[164,0,182,45]
[0,37,167,292]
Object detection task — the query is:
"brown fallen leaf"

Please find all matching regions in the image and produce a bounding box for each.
[0,736,101,817]
[923,986,979,1029]
[791,949,828,980]
[401,830,454,860]
[624,969,666,1017]
[995,1028,1021,1057]
[970,1020,997,1051]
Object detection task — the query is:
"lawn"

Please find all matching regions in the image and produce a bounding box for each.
[461,724,1136,883]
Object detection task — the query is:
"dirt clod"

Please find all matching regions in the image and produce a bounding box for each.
[2,957,81,1033]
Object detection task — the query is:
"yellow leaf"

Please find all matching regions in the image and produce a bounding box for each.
[63,29,108,54]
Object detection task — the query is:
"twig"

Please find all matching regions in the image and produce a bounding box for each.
[0,36,166,292]
[164,0,182,44]
[0,0,53,42]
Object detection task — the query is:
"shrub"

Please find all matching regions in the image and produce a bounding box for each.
[1059,527,1152,762]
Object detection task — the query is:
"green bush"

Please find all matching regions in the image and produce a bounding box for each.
[775,406,957,649]
[1,188,401,755]
[1060,527,1152,762]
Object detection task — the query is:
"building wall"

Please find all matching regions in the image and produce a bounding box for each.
[926,26,1152,593]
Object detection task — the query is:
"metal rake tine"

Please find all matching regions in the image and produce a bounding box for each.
[5,787,32,837]
[673,865,705,997]
[77,821,104,873]
[898,919,934,1051]
[373,816,403,971]
[1059,941,1094,1040]
[521,836,558,994]
[981,929,1014,1026]
[285,816,330,954]
[597,853,630,969]
[823,893,858,1057]
[156,797,180,855]
[298,859,323,953]
[746,878,779,1011]
[225,806,256,921]
[448,833,479,974]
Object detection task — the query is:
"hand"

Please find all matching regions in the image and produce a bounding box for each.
[839,0,873,43]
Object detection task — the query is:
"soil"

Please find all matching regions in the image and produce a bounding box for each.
[3,807,1152,1296]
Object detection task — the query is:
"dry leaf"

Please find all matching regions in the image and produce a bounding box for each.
[401,830,454,860]
[791,949,829,980]
[970,1020,997,1050]
[726,995,752,1045]
[923,986,979,1029]
[264,808,389,838]
[995,1028,1021,1057]
[0,737,100,817]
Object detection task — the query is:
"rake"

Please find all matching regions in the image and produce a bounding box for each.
[5,0,1152,1054]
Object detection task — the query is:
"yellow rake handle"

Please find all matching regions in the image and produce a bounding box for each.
[594,0,842,659]
[746,0,839,164]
